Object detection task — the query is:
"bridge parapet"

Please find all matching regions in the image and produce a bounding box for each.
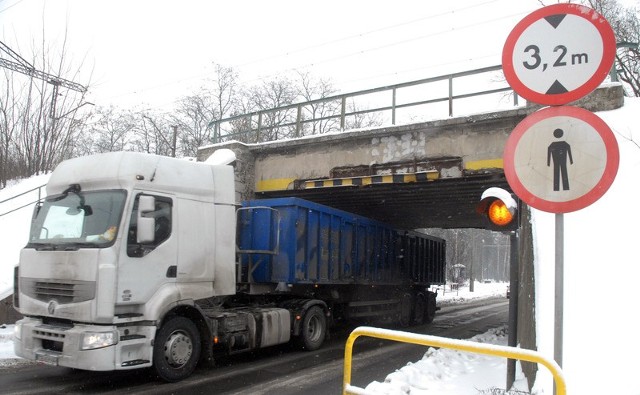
[198,83,623,226]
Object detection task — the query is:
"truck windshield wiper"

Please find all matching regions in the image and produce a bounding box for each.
[33,243,55,251]
[31,242,97,251]
[61,242,97,251]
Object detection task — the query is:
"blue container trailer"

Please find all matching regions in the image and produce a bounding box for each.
[236,197,445,327]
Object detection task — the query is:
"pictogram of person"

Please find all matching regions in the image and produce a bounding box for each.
[547,128,573,191]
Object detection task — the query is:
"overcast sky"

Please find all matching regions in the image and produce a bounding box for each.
[0,0,633,112]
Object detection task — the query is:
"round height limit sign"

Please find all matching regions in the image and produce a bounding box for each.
[503,4,615,105]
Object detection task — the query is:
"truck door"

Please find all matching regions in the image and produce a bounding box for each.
[117,192,177,306]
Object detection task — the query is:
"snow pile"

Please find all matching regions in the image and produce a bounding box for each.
[434,281,508,305]
[365,327,528,394]
[0,324,17,361]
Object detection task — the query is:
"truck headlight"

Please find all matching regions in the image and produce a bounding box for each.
[13,322,22,341]
[81,331,118,350]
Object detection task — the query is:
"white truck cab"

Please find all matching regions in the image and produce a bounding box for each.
[14,151,236,380]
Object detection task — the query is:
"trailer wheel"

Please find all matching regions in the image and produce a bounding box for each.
[413,293,426,325]
[296,306,326,351]
[153,316,201,382]
[399,293,413,327]
[424,293,437,324]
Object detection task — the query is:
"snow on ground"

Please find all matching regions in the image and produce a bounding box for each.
[364,326,527,395]
[359,282,524,395]
[0,324,17,360]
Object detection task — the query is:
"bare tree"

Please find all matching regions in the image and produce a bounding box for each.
[0,72,21,187]
[0,29,90,182]
[584,0,640,96]
[85,106,136,153]
[295,71,340,135]
[244,76,298,141]
[173,63,241,152]
[344,99,384,130]
[211,64,239,123]
[130,111,175,156]
[172,90,217,157]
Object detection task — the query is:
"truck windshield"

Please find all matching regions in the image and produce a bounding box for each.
[27,189,127,249]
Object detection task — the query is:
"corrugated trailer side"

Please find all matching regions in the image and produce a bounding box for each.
[401,231,446,286]
[238,197,402,285]
[237,197,444,326]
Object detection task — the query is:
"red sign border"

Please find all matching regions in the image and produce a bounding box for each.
[502,4,616,106]
[503,106,619,213]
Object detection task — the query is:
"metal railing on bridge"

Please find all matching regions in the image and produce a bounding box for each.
[0,184,46,217]
[208,65,520,144]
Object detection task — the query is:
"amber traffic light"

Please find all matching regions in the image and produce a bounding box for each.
[487,199,514,227]
[477,187,518,231]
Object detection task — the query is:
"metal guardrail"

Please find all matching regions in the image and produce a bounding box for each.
[208,65,519,144]
[342,326,566,395]
[0,184,46,217]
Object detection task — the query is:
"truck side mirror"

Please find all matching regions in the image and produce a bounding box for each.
[137,195,156,243]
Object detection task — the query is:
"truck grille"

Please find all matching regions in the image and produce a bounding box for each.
[21,278,95,304]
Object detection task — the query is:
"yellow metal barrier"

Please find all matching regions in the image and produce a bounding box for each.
[343,326,566,395]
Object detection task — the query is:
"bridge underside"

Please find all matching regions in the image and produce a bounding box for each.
[257,170,510,229]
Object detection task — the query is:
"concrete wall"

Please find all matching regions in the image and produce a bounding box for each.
[199,83,623,202]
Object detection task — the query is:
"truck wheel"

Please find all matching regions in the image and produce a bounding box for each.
[399,293,413,327]
[413,293,426,325]
[424,293,437,324]
[296,306,326,351]
[153,316,201,382]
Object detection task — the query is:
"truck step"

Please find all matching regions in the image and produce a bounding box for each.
[120,334,146,341]
[121,359,150,367]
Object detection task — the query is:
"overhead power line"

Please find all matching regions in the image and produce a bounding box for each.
[0,41,87,93]
[99,0,510,104]
[0,40,88,119]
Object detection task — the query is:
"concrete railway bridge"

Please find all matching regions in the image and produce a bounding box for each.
[198,72,623,389]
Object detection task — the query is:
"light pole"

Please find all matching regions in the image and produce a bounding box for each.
[476,187,520,390]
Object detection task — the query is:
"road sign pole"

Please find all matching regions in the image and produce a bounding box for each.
[502,5,618,394]
[506,229,519,391]
[553,213,564,395]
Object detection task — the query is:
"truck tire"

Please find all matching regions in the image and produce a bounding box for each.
[153,316,201,382]
[296,306,326,351]
[424,293,437,324]
[413,293,426,325]
[399,293,413,327]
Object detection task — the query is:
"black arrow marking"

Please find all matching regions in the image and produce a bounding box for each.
[544,14,566,29]
[547,80,569,94]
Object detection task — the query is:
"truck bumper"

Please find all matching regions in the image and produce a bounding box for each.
[14,317,155,371]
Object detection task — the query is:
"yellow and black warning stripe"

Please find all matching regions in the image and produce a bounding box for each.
[303,170,439,189]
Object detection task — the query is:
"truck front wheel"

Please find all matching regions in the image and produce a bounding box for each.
[153,316,201,382]
[296,306,326,351]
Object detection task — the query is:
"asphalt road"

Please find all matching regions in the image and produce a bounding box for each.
[0,297,508,394]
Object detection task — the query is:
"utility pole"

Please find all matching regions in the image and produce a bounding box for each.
[171,126,178,157]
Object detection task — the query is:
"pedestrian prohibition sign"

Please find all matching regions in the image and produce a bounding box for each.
[502,3,615,106]
[503,106,619,213]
